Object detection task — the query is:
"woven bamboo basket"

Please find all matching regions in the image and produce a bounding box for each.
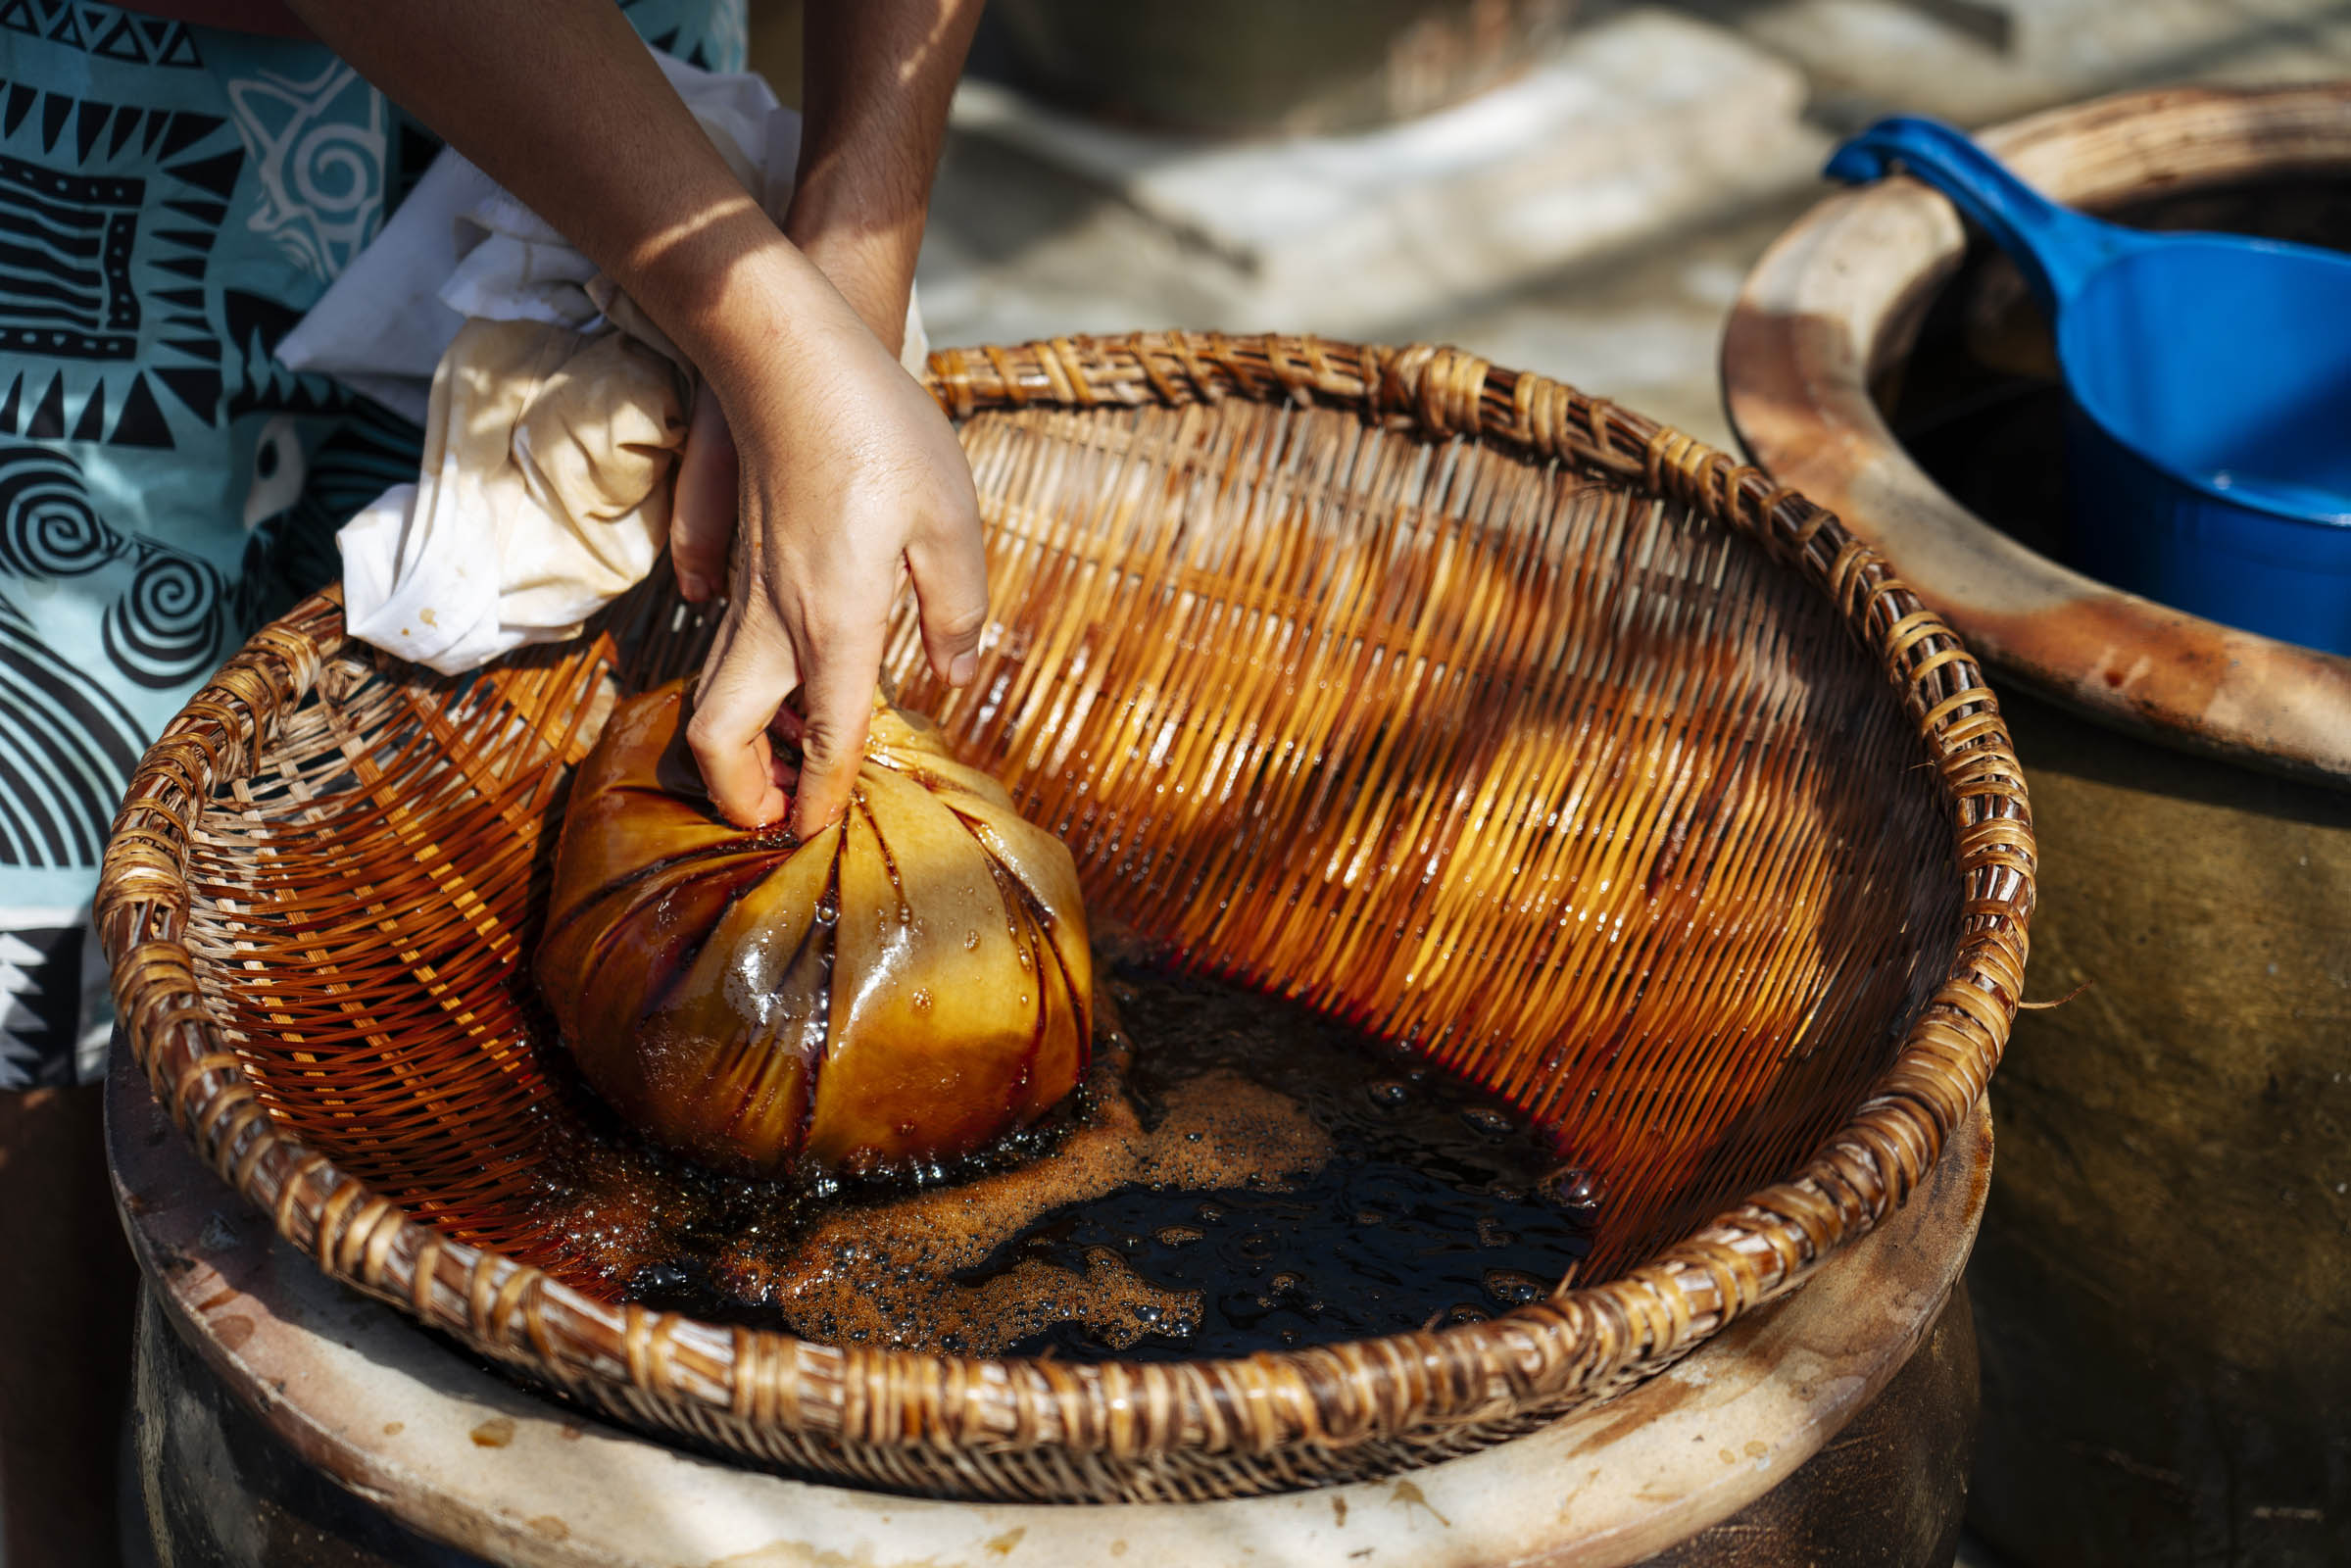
[99,333,2033,1504]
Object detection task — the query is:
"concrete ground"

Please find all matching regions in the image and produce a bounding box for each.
[906,0,2351,455]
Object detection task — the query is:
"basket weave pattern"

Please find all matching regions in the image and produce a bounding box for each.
[100,334,2032,1502]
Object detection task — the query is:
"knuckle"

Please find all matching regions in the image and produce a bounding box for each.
[793,602,844,642]
[798,733,849,772]
[683,711,731,760]
[926,502,984,550]
[795,603,864,651]
[729,608,794,657]
[797,710,869,768]
[932,600,988,643]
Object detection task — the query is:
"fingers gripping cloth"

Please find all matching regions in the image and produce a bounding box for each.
[290,48,926,675]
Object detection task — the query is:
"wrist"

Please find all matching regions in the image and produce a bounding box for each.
[629,209,857,386]
[783,181,921,355]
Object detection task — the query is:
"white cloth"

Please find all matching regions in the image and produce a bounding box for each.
[284,50,928,676]
[333,318,692,674]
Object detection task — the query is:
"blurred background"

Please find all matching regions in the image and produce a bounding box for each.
[751,0,2351,446]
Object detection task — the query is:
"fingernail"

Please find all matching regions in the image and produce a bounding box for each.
[678,571,711,603]
[949,652,978,687]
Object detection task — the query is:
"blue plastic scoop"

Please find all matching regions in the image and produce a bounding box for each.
[1827,116,2351,655]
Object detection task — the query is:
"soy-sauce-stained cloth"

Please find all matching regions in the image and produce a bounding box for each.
[0,0,746,1087]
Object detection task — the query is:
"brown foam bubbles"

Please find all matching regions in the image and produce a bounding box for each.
[704,1022,1336,1353]
[527,926,1337,1355]
[525,921,1592,1359]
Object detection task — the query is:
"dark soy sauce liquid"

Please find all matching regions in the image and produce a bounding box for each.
[542,940,1598,1362]
[974,957,1594,1360]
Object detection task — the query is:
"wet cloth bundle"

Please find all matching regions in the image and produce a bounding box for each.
[538,680,1094,1178]
[280,49,925,675]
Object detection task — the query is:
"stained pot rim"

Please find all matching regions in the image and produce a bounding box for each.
[1723,81,2351,786]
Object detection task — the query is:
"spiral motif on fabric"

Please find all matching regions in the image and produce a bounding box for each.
[0,446,122,581]
[103,546,231,691]
[225,62,387,278]
[292,122,381,218]
[0,598,144,870]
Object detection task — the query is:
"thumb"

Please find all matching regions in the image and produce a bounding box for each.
[670,378,739,604]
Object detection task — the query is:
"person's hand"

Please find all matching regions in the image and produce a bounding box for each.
[667,249,986,837]
[275,0,987,835]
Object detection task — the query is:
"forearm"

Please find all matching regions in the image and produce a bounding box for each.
[288,0,987,831]
[788,0,984,352]
[281,0,849,385]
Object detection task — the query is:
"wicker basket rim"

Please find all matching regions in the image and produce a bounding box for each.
[99,331,2033,1472]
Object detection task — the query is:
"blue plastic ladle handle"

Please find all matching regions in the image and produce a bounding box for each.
[1824,116,2147,318]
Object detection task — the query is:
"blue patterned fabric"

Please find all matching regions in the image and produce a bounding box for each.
[0,0,747,1086]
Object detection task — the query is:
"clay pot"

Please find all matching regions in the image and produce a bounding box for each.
[1725,86,2351,1567]
[112,1053,1987,1566]
[982,0,1576,137]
